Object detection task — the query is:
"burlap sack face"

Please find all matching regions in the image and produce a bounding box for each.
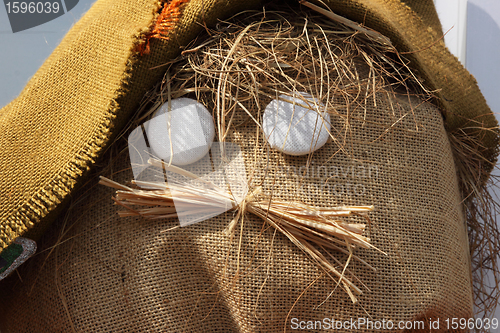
[0,89,472,331]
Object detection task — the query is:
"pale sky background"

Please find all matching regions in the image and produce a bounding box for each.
[0,0,499,324]
[0,0,96,108]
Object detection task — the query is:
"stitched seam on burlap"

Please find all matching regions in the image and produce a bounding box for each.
[138,0,191,54]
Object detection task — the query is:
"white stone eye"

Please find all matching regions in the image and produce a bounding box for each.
[146,98,215,166]
[262,93,331,156]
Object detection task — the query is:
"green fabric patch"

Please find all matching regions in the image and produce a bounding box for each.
[0,243,23,274]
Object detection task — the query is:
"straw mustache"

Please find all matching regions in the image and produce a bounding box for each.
[99,158,384,303]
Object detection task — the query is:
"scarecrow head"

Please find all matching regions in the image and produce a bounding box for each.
[0,0,498,330]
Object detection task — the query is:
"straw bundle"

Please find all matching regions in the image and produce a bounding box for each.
[135,3,425,128]
[100,156,380,303]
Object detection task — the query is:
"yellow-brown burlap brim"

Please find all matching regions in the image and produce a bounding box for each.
[0,0,497,252]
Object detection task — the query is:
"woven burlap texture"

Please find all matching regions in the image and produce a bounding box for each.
[0,89,473,331]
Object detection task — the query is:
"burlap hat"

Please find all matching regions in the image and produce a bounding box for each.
[0,0,498,329]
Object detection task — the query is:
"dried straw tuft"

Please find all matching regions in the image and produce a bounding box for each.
[449,130,500,319]
[99,157,381,303]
